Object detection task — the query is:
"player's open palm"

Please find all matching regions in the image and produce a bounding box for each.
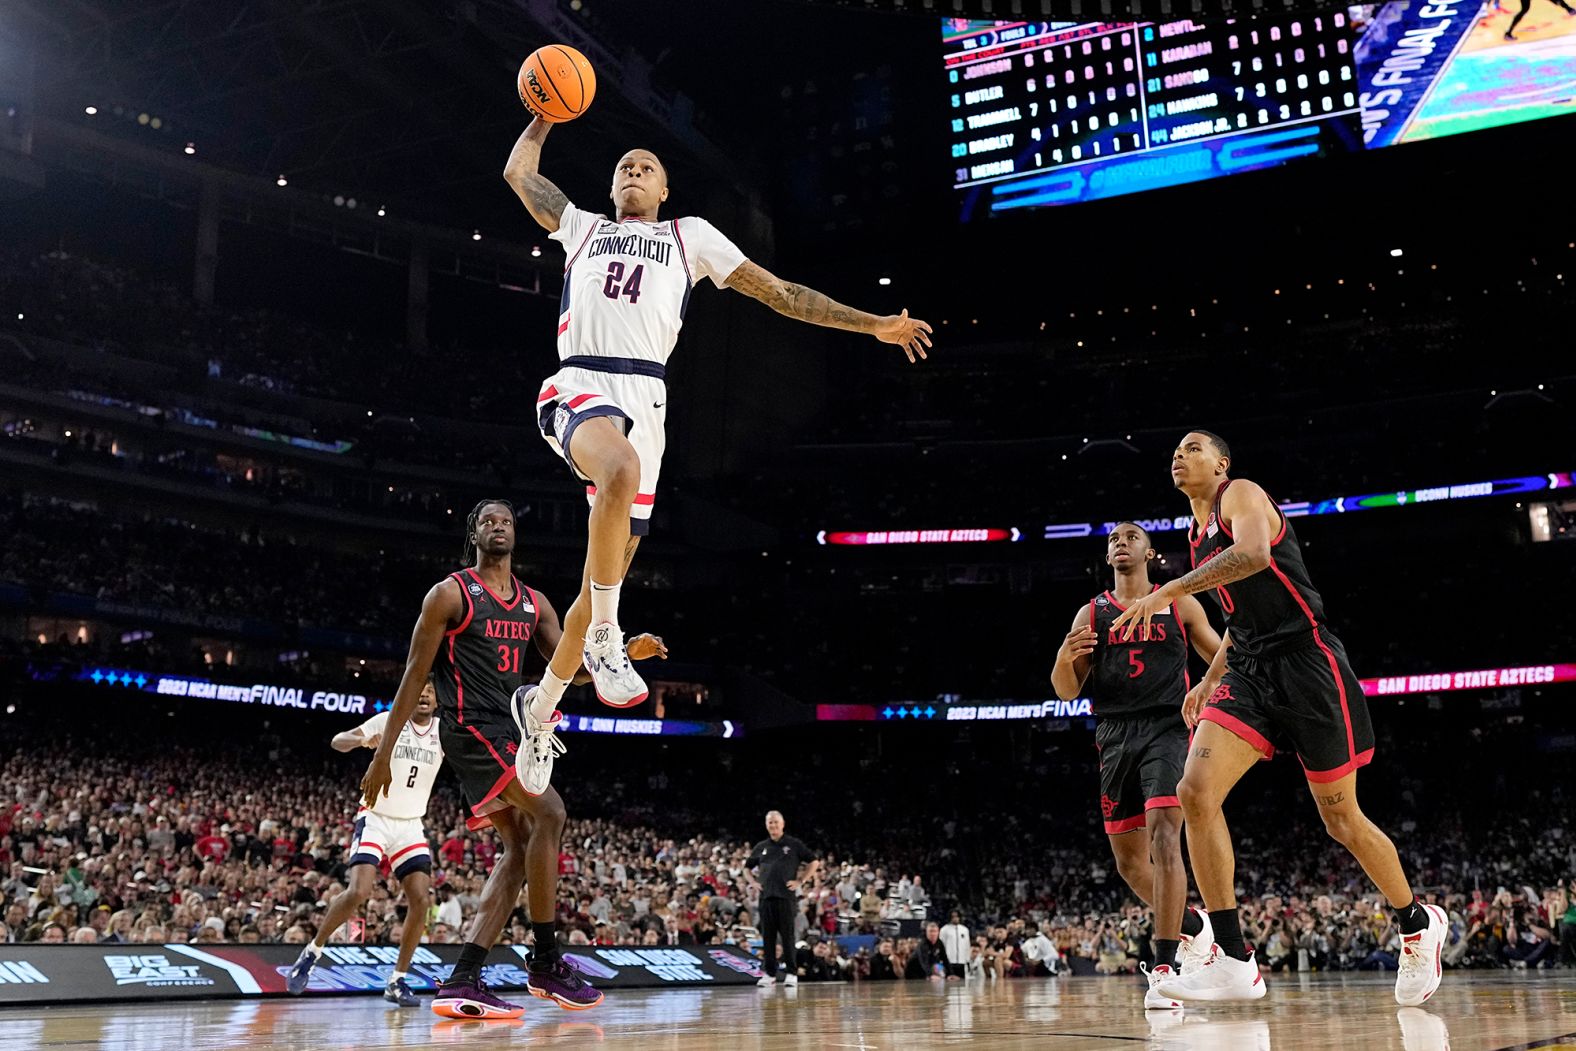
[873,309,933,363]
[360,755,394,808]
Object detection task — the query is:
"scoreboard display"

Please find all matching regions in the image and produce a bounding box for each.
[946,3,1576,219]
[946,14,1366,217]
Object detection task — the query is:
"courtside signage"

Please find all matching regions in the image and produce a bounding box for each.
[0,944,763,1005]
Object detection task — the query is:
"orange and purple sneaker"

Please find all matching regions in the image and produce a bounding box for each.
[431,977,525,1020]
[527,957,604,1011]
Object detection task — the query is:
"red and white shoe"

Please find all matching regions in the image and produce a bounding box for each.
[1178,908,1216,976]
[1394,904,1448,1006]
[1142,962,1184,1009]
[1156,947,1266,1002]
[582,622,648,708]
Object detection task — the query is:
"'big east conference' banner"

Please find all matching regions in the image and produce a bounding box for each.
[0,943,764,1006]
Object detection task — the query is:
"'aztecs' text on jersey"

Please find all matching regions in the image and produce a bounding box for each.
[430,569,541,725]
[1188,479,1329,657]
[1087,587,1190,718]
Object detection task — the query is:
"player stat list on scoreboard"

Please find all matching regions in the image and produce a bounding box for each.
[944,16,1365,217]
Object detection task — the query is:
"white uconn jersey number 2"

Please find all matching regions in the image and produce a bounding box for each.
[551,201,745,365]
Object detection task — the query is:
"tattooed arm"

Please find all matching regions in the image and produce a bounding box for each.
[723,260,933,362]
[502,118,569,233]
[1110,479,1277,639]
[1159,479,1276,598]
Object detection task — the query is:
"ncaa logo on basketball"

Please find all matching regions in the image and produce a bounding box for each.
[523,67,553,108]
[467,582,484,596]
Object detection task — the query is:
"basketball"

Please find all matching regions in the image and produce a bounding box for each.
[517,45,595,123]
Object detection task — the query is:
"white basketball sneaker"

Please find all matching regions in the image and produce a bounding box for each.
[1394,904,1448,1007]
[510,686,565,797]
[582,622,648,708]
[1156,947,1266,1002]
[1178,908,1216,976]
[1142,962,1184,1010]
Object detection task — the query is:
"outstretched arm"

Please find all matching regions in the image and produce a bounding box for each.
[502,118,569,233]
[723,259,932,363]
[1111,480,1277,638]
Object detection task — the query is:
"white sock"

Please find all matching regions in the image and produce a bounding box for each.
[390,970,407,984]
[589,579,622,628]
[305,941,324,957]
[530,668,571,722]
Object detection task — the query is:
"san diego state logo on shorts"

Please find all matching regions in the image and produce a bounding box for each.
[1100,794,1119,818]
[1209,682,1234,704]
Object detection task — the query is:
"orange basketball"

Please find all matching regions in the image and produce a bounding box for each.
[517,45,596,123]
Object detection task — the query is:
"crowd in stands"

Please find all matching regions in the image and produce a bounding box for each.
[2,707,1573,981]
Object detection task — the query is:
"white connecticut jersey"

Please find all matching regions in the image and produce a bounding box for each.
[551,200,746,366]
[358,712,443,820]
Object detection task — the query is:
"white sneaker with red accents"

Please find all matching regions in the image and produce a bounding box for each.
[582,622,648,708]
[1155,947,1266,1002]
[1178,908,1216,976]
[1142,962,1184,1009]
[1394,904,1448,1007]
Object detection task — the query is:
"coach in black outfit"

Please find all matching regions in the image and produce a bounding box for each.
[746,810,819,986]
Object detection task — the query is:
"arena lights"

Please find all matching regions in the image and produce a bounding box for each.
[49,663,737,736]
[276,175,288,187]
[817,528,1020,546]
[1362,663,1576,698]
[1037,471,1574,542]
[817,698,1094,723]
[818,472,1573,546]
[84,106,97,116]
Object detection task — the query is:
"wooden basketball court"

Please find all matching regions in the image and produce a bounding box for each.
[3,971,1570,1049]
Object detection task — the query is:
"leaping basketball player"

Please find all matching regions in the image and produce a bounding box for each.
[1052,522,1223,1010]
[502,115,932,758]
[360,499,666,1019]
[286,679,444,1006]
[1110,432,1447,1006]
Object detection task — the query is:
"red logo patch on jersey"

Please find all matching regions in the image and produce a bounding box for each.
[504,740,519,756]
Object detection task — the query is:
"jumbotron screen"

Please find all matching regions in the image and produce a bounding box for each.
[946,4,1576,218]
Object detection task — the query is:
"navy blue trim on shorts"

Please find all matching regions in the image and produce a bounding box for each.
[561,405,631,479]
[347,852,382,869]
[560,355,667,381]
[394,854,433,880]
[630,516,651,537]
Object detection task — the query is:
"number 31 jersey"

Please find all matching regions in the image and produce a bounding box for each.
[550,200,747,367]
[1086,587,1190,719]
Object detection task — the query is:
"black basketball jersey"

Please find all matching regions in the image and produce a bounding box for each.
[1087,586,1190,718]
[430,568,541,725]
[1188,479,1329,657]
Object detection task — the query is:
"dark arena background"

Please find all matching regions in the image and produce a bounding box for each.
[0,0,1573,1048]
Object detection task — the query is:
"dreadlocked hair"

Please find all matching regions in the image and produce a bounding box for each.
[462,498,515,564]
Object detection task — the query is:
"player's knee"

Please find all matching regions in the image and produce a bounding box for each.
[596,446,642,500]
[1177,776,1220,818]
[537,794,567,832]
[1149,823,1182,862]
[1320,808,1365,847]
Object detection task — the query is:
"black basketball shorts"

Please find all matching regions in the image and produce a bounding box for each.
[1198,628,1375,783]
[1095,709,1189,835]
[439,711,521,831]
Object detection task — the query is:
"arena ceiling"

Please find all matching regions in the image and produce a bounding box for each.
[10,0,754,232]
